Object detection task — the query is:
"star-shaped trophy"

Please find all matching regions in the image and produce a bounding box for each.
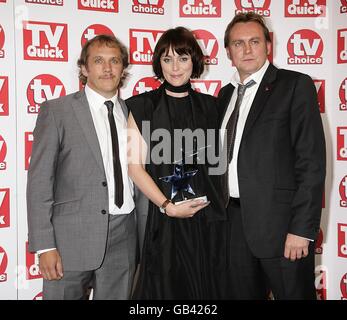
[159,143,209,204]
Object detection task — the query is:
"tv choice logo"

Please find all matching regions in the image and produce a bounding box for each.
[193,29,218,65]
[0,76,9,116]
[133,77,161,96]
[78,0,118,12]
[0,134,7,170]
[315,266,327,300]
[0,188,10,228]
[0,24,5,58]
[0,246,8,282]
[26,242,42,280]
[132,0,165,15]
[179,0,221,18]
[338,223,347,258]
[23,21,68,61]
[315,228,323,254]
[129,29,164,65]
[341,0,347,14]
[341,273,347,300]
[339,175,347,207]
[287,29,323,65]
[337,127,347,161]
[285,0,326,17]
[339,78,347,111]
[25,132,33,170]
[25,0,64,5]
[234,0,271,17]
[26,74,66,114]
[81,24,114,47]
[313,79,325,113]
[191,80,221,97]
[338,29,347,64]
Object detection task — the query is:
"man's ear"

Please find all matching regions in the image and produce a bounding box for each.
[81,65,88,77]
[226,48,231,60]
[266,41,271,56]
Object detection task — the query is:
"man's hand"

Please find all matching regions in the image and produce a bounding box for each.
[284,233,309,261]
[39,249,64,280]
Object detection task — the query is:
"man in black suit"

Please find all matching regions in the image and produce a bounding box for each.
[218,12,326,299]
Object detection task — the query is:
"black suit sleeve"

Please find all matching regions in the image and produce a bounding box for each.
[288,73,326,240]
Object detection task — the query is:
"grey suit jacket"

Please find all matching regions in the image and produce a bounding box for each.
[27,90,144,271]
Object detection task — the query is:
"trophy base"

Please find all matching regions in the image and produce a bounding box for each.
[174,196,208,205]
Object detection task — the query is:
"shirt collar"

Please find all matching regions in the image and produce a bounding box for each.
[230,59,270,88]
[85,84,118,110]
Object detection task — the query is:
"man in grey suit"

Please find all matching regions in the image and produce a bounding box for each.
[27,35,138,300]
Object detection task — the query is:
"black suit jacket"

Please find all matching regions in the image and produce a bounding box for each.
[218,63,326,258]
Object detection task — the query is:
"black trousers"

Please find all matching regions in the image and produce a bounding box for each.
[226,199,316,300]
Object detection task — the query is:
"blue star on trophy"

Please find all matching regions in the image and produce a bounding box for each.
[159,143,208,205]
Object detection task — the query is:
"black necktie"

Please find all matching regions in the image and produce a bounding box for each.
[222,79,256,206]
[225,79,256,163]
[104,100,124,208]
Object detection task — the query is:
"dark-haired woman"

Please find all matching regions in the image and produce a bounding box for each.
[126,27,228,299]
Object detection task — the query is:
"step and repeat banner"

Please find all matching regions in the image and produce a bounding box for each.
[0,0,346,300]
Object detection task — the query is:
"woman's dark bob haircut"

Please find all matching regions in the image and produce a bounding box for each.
[152,27,204,80]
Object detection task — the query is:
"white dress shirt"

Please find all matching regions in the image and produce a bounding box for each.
[221,60,270,198]
[85,84,135,215]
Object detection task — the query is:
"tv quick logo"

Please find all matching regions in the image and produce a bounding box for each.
[0,24,5,58]
[339,78,347,111]
[313,79,325,113]
[33,292,43,300]
[25,132,33,170]
[191,80,221,97]
[0,188,10,228]
[0,76,9,116]
[338,223,347,258]
[0,246,8,282]
[193,29,218,65]
[287,29,323,64]
[341,0,347,14]
[26,74,65,114]
[133,77,161,95]
[341,273,347,300]
[179,0,221,18]
[132,0,165,15]
[26,242,41,280]
[25,0,64,5]
[81,24,114,47]
[0,135,7,170]
[23,21,68,61]
[315,266,327,300]
[78,0,118,12]
[234,0,271,17]
[337,127,347,161]
[285,0,326,17]
[129,29,164,65]
[339,175,347,207]
[338,29,347,64]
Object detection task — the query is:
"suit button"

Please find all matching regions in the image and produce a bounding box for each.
[101,210,107,215]
[102,181,107,187]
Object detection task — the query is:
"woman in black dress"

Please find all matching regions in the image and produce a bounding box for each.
[126,27,227,299]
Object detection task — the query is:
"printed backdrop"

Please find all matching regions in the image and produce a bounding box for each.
[0,0,346,300]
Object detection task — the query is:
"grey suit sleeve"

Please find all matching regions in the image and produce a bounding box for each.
[27,102,60,252]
